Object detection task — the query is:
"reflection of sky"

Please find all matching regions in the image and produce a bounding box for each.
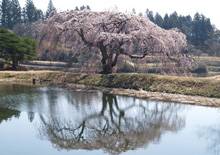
[142,106,220,155]
[1,84,220,154]
[0,113,104,155]
[1,105,220,155]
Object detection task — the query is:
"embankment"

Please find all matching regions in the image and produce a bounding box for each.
[1,71,220,106]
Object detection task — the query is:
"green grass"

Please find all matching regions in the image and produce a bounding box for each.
[40,72,220,98]
[1,71,220,98]
[208,66,220,72]
[194,56,220,67]
[16,75,31,79]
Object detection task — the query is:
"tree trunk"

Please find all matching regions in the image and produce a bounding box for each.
[101,52,117,74]
[99,43,120,74]
[12,58,18,70]
[102,64,114,74]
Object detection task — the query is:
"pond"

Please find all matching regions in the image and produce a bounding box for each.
[0,83,220,155]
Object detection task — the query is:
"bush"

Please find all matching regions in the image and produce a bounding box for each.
[191,63,208,73]
[0,62,10,70]
[117,61,134,73]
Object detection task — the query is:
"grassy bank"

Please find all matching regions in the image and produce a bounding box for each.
[43,72,220,98]
[1,71,220,98]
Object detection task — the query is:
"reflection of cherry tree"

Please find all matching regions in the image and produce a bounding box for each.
[199,124,220,155]
[38,93,185,154]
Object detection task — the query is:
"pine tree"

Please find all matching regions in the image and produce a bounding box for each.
[155,12,163,27]
[145,9,154,22]
[192,13,214,49]
[132,8,136,14]
[184,15,193,40]
[23,0,43,23]
[74,6,79,11]
[1,0,9,28]
[10,0,21,28]
[35,9,43,21]
[6,0,12,28]
[86,5,91,10]
[0,27,37,69]
[80,5,85,10]
[169,12,178,28]
[162,14,170,29]
[192,13,202,46]
[138,12,143,17]
[46,0,55,18]
[21,7,27,23]
[25,0,36,23]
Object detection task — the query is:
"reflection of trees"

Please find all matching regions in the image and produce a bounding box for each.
[0,108,20,124]
[38,93,186,154]
[0,84,42,110]
[199,124,220,155]
[0,84,187,154]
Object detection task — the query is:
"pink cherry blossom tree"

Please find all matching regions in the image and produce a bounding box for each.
[34,9,193,74]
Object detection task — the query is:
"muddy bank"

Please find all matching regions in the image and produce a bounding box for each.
[1,71,220,107]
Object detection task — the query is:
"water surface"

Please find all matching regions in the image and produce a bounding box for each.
[0,83,220,155]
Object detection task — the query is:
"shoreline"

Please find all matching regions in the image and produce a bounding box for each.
[62,83,220,107]
[1,71,220,107]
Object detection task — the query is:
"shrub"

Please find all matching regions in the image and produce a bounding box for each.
[117,61,134,73]
[191,63,208,73]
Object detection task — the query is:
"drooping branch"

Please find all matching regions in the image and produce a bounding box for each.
[34,9,193,75]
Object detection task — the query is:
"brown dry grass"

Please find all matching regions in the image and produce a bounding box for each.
[0,70,56,74]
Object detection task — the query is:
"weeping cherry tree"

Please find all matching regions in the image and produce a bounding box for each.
[34,9,193,75]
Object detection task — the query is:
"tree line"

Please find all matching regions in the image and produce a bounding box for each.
[141,9,220,56]
[0,0,55,30]
[0,0,91,30]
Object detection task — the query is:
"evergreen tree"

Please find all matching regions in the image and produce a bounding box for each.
[0,27,37,69]
[155,12,163,27]
[25,0,36,23]
[34,9,43,21]
[192,13,203,46]
[6,0,12,28]
[169,11,178,28]
[132,8,136,14]
[10,0,21,28]
[162,14,170,29]
[86,5,91,10]
[142,9,217,55]
[23,0,43,23]
[184,15,193,40]
[74,6,79,11]
[138,12,143,17]
[21,7,27,23]
[46,0,55,18]
[177,15,192,40]
[1,0,9,28]
[145,9,154,22]
[191,13,214,51]
[80,5,85,10]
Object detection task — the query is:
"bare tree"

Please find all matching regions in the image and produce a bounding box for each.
[34,9,193,74]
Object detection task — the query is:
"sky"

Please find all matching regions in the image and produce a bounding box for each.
[19,0,220,29]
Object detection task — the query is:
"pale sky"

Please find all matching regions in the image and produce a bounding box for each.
[19,0,220,29]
